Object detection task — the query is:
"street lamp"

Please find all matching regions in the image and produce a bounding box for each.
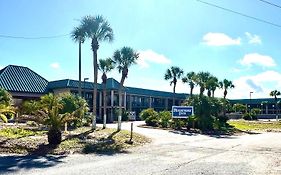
[83,78,89,99]
[249,92,253,112]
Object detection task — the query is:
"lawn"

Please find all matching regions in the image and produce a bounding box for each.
[228,120,281,132]
[0,126,150,155]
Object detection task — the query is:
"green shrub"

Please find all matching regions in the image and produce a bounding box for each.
[145,113,159,127]
[122,110,129,121]
[170,118,186,130]
[158,111,172,128]
[243,113,252,120]
[140,108,158,121]
[187,115,198,129]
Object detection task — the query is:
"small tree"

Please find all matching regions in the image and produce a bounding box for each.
[21,93,88,145]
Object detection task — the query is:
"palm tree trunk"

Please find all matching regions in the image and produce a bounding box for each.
[190,87,193,97]
[103,83,107,129]
[78,41,82,97]
[117,76,126,131]
[173,83,176,106]
[92,50,97,130]
[212,90,215,98]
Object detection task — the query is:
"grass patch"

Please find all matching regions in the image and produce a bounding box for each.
[0,127,46,138]
[228,120,281,131]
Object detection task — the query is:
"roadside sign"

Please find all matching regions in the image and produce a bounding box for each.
[128,111,136,121]
[172,106,194,118]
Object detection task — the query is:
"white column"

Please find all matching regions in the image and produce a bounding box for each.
[149,97,152,108]
[124,92,127,110]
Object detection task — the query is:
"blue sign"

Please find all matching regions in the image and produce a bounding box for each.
[172,106,194,118]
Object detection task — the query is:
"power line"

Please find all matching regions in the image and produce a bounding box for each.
[196,0,281,28]
[0,33,70,39]
[259,0,281,9]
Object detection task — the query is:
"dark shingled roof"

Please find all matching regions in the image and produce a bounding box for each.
[47,79,97,90]
[0,65,48,94]
[126,86,187,99]
[48,78,188,99]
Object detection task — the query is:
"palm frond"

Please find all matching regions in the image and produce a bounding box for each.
[0,114,8,123]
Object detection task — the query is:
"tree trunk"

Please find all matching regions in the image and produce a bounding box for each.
[117,76,126,131]
[212,90,215,98]
[207,90,211,97]
[78,41,82,97]
[190,87,193,97]
[92,49,98,130]
[173,82,176,106]
[48,127,62,145]
[103,83,107,129]
[224,89,227,99]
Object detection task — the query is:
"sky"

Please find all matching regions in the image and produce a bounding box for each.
[1,0,281,99]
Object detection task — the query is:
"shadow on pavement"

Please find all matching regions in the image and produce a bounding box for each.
[0,154,66,174]
[82,130,129,156]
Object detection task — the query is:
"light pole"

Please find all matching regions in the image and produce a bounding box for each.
[249,92,253,112]
[83,78,89,99]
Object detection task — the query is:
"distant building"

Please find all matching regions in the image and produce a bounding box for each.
[0,65,188,120]
[0,65,48,106]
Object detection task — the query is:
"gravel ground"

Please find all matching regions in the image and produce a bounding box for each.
[1,121,281,175]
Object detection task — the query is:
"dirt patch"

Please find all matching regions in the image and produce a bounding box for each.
[0,127,150,155]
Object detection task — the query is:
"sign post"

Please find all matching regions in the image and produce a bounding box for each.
[172,106,194,119]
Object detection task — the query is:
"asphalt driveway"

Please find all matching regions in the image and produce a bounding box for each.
[1,121,281,175]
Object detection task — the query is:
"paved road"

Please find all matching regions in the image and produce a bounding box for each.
[1,121,281,175]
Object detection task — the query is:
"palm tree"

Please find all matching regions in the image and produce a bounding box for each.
[71,26,86,97]
[164,66,184,105]
[21,93,88,145]
[219,79,235,99]
[0,104,14,123]
[206,76,219,97]
[80,15,114,130]
[182,71,196,97]
[98,58,115,129]
[195,72,211,96]
[113,47,139,131]
[270,90,281,115]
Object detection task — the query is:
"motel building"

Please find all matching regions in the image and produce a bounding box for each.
[0,65,187,121]
[0,65,279,121]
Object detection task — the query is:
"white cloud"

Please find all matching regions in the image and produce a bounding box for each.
[228,71,281,99]
[50,62,60,69]
[137,50,172,68]
[239,53,276,67]
[202,32,241,46]
[245,32,262,44]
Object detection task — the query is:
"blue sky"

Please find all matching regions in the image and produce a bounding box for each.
[1,0,281,99]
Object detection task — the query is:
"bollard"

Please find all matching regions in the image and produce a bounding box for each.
[130,122,133,142]
[126,122,134,144]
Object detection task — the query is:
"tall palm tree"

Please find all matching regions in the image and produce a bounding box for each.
[206,76,219,97]
[182,71,196,97]
[80,15,114,130]
[113,47,139,131]
[195,72,211,96]
[270,90,281,115]
[219,79,235,99]
[98,58,115,129]
[164,66,184,105]
[71,26,86,97]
